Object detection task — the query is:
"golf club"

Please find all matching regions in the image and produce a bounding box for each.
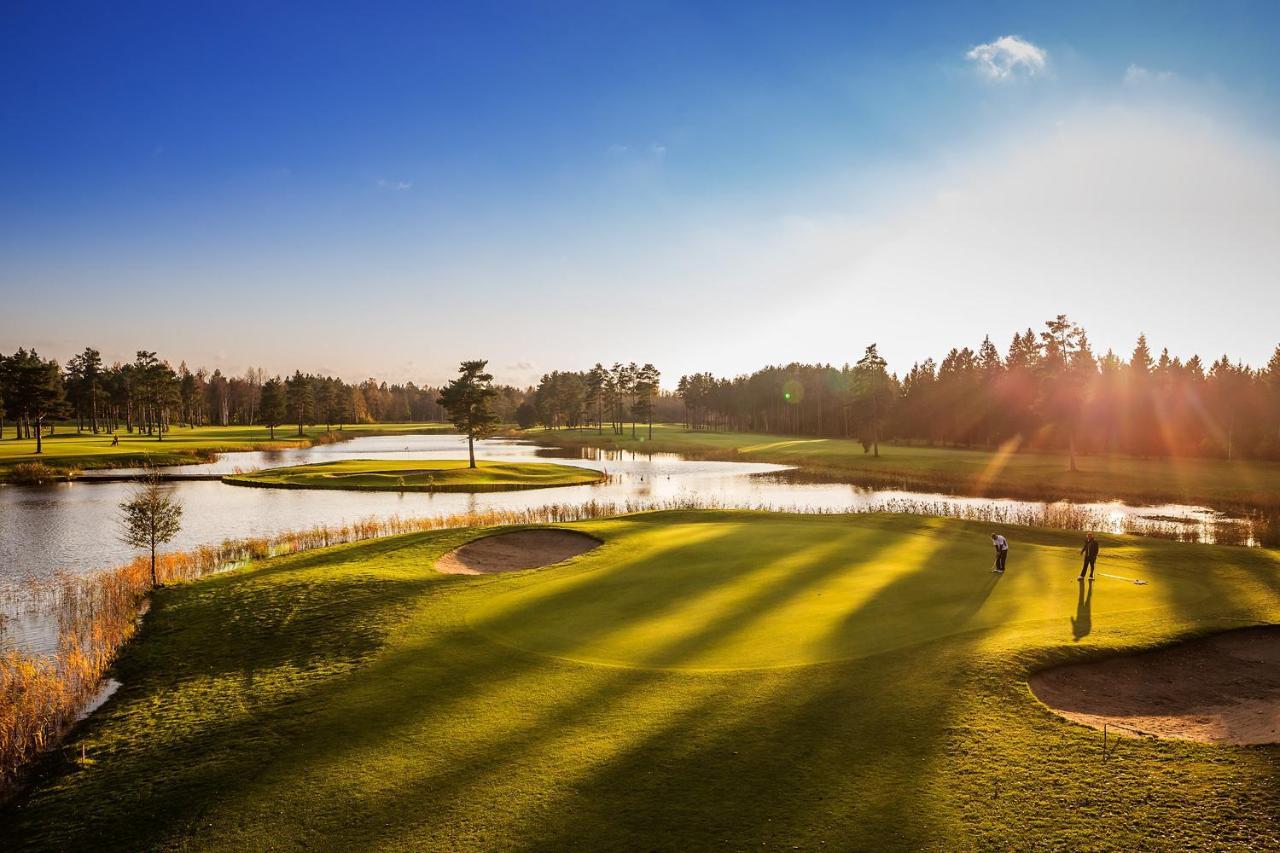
[1095,572,1149,586]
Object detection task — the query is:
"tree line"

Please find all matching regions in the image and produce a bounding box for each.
[525,362,665,439]
[0,347,530,451]
[674,316,1280,463]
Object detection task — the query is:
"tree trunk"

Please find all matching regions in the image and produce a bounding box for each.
[468,434,476,468]
[150,542,158,588]
[34,416,43,454]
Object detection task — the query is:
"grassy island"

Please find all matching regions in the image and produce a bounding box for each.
[222,459,606,492]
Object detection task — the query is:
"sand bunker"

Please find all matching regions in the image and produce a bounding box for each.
[1030,627,1280,745]
[435,529,601,575]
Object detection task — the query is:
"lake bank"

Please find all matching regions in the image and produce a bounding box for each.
[519,424,1280,516]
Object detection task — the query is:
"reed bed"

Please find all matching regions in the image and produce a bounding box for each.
[8,462,78,485]
[0,493,1267,798]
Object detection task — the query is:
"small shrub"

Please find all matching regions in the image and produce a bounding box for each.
[9,462,64,485]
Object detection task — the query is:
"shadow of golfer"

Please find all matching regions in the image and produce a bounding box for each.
[951,570,1002,627]
[1071,580,1093,641]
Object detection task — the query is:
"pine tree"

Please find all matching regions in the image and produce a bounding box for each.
[437,360,500,468]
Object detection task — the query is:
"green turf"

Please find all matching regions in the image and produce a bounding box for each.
[223,459,606,492]
[529,423,1280,509]
[0,423,452,480]
[5,511,1278,850]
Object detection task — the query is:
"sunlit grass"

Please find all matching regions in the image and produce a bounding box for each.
[224,459,605,492]
[4,510,1278,849]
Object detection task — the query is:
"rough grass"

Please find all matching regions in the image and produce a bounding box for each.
[527,423,1280,510]
[0,423,453,481]
[3,511,1278,850]
[222,459,606,492]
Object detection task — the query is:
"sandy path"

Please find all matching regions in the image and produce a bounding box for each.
[1030,627,1280,745]
[435,529,601,575]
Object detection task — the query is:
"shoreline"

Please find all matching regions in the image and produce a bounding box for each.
[518,427,1280,517]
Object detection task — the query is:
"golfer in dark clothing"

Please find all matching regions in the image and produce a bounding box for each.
[1079,533,1099,580]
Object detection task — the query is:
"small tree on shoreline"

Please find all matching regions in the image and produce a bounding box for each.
[119,469,184,588]
[437,360,500,468]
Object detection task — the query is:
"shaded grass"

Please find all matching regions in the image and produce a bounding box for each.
[0,423,453,481]
[525,423,1280,510]
[3,512,1278,850]
[223,459,605,492]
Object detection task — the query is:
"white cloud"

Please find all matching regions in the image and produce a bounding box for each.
[376,178,412,191]
[1124,63,1175,85]
[966,35,1047,80]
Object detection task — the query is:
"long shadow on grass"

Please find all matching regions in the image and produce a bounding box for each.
[223,520,969,846]
[194,525,893,836]
[151,518,902,845]
[0,534,467,851]
[515,520,1025,846]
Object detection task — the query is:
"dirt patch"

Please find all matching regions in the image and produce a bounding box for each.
[1030,627,1280,745]
[435,529,601,575]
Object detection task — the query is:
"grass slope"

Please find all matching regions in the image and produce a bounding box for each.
[0,423,452,480]
[528,423,1280,509]
[223,459,606,492]
[4,512,1279,850]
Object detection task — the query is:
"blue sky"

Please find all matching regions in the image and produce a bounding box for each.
[3,1,1280,385]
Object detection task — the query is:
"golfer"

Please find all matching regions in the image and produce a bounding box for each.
[1079,533,1100,580]
[991,533,1008,573]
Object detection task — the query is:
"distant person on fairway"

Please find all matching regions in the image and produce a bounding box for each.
[991,533,1008,573]
[1079,533,1100,580]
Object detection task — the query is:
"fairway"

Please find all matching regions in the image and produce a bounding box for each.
[223,459,606,491]
[5,511,1278,850]
[0,423,452,479]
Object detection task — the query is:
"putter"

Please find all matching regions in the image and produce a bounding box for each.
[1096,571,1148,586]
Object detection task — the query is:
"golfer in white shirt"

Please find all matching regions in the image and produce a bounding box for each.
[991,533,1008,573]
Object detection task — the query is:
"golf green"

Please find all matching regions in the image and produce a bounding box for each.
[468,515,1194,670]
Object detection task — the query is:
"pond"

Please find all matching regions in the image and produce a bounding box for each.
[0,432,1254,652]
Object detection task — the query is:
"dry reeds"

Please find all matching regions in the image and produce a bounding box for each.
[9,462,74,485]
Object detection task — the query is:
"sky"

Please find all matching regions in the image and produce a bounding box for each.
[3,1,1280,387]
